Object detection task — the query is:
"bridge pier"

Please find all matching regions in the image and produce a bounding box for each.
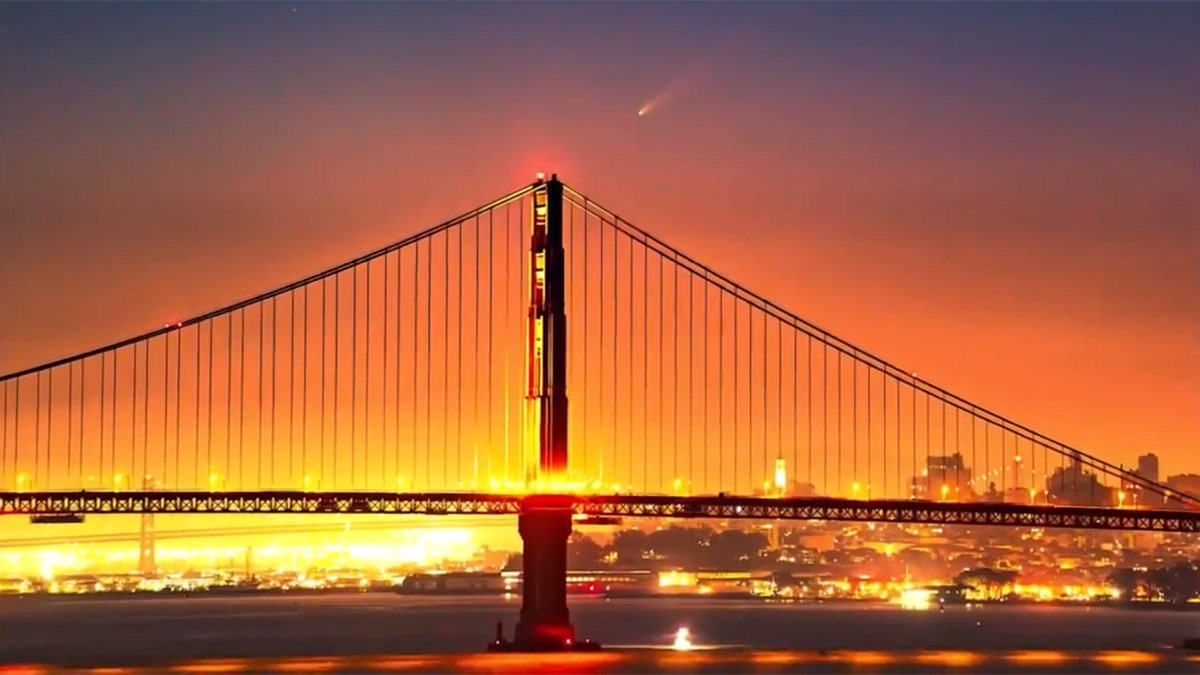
[514,505,573,647]
[488,498,598,652]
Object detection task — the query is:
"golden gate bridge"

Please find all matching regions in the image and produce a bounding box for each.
[2,175,1197,649]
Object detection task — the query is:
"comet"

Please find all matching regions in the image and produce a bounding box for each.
[636,68,704,118]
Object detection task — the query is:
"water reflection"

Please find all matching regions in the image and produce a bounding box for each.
[4,649,1193,674]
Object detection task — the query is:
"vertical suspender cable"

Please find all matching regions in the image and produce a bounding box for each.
[396,247,405,482]
[644,242,651,489]
[895,375,900,495]
[792,324,799,495]
[610,224,617,487]
[49,367,56,487]
[100,354,107,487]
[941,393,947,495]
[657,248,664,488]
[822,342,828,494]
[234,310,244,487]
[320,279,327,485]
[81,358,88,484]
[717,286,723,494]
[748,304,753,490]
[925,388,931,492]
[35,372,42,488]
[733,292,738,492]
[333,273,341,487]
[600,210,609,484]
[777,320,783,494]
[258,303,264,487]
[911,376,916,496]
[143,336,151,485]
[687,262,693,488]
[413,235,420,487]
[164,332,171,484]
[1,381,7,487]
[836,350,842,496]
[626,229,634,488]
[383,247,391,484]
[289,290,296,485]
[67,361,74,485]
[426,236,434,488]
[852,355,857,491]
[457,224,464,487]
[762,313,769,488]
[806,334,812,493]
[302,283,312,482]
[190,319,198,482]
[352,265,359,488]
[868,362,873,497]
[702,274,709,493]
[443,229,451,488]
[474,215,481,483]
[366,259,374,487]
[487,210,494,481]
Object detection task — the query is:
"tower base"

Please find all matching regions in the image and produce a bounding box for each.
[485,499,599,652]
[486,620,602,652]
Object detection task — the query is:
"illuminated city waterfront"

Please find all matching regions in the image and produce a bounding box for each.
[5,513,1200,606]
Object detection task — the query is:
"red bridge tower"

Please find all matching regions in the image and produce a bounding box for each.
[491,175,596,652]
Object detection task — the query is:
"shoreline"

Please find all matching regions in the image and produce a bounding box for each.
[1,586,1196,612]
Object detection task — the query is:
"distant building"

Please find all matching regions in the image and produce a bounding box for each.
[1045,458,1113,507]
[787,481,817,498]
[1165,473,1200,509]
[1137,453,1160,485]
[1134,453,1163,506]
[911,453,974,500]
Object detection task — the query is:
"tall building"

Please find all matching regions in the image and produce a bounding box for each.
[911,453,974,500]
[1137,453,1160,485]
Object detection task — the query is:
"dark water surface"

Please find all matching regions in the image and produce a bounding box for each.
[3,593,1200,672]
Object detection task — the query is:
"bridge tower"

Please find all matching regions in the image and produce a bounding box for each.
[138,476,156,577]
[523,174,569,480]
[496,175,591,651]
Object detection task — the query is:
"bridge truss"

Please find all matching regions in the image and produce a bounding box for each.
[3,491,1200,533]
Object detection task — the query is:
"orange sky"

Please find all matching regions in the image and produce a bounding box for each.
[1,3,1196,485]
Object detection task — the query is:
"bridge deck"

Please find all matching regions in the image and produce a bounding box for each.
[2,491,1198,533]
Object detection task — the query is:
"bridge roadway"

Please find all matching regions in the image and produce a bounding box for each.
[2,491,1199,533]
